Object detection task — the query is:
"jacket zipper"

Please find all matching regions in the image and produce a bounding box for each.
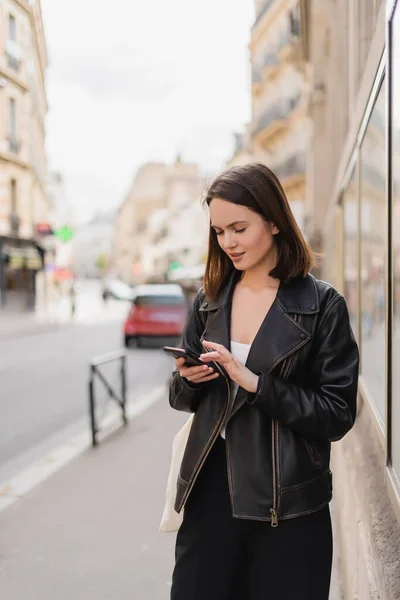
[180,378,231,510]
[180,329,231,511]
[270,314,299,527]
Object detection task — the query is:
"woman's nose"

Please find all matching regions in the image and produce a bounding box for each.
[223,234,236,250]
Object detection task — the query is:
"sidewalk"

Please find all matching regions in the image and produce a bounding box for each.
[0,311,69,341]
[0,392,343,599]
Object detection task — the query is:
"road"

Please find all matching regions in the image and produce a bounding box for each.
[0,280,175,484]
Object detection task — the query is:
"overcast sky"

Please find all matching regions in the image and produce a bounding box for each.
[41,0,255,224]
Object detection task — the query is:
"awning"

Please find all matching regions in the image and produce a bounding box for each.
[0,236,45,271]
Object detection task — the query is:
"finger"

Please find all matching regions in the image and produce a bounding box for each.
[201,341,231,360]
[199,351,221,362]
[180,364,210,377]
[175,357,186,367]
[184,366,215,381]
[187,372,219,383]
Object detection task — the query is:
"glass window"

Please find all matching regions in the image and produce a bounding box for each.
[343,168,358,337]
[391,5,400,486]
[8,14,16,42]
[360,79,386,429]
[8,98,16,136]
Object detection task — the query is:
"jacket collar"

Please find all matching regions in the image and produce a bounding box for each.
[200,270,320,315]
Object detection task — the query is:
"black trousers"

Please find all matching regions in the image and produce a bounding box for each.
[171,436,333,600]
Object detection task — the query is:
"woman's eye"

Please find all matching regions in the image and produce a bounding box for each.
[215,231,223,236]
[234,229,246,234]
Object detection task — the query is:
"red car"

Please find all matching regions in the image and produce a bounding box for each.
[124,284,188,347]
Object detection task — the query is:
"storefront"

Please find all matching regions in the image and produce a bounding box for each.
[327,2,400,597]
[0,236,45,312]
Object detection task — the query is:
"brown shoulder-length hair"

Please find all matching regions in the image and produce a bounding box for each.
[203,162,315,301]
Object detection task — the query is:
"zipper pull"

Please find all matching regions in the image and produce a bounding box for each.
[270,508,279,528]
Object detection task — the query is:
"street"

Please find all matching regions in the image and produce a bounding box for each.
[0,280,174,484]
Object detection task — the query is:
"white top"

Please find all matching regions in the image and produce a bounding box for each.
[220,341,251,439]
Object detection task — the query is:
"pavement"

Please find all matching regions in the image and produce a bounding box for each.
[0,311,68,341]
[0,386,344,600]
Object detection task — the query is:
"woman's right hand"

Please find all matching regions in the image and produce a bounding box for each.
[175,357,220,384]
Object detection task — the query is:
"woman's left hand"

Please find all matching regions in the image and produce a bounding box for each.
[200,340,259,393]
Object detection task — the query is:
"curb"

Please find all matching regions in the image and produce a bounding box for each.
[0,384,166,514]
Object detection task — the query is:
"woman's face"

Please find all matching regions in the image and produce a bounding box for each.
[209,198,278,271]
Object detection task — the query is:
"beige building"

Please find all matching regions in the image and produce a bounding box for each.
[301,1,400,598]
[112,157,207,284]
[235,0,309,232]
[0,0,48,311]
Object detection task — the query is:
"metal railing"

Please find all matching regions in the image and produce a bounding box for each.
[252,93,301,138]
[88,349,127,447]
[273,152,307,181]
[252,0,275,29]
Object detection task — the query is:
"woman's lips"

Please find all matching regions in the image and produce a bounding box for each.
[230,253,245,263]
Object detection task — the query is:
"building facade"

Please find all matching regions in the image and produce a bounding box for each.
[248,0,309,234]
[112,157,207,285]
[302,0,400,597]
[72,211,116,279]
[0,0,48,311]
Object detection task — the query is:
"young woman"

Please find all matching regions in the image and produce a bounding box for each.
[169,163,359,600]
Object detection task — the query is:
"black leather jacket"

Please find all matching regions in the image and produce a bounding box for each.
[169,272,359,525]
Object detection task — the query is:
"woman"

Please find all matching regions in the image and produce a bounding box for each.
[169,163,359,600]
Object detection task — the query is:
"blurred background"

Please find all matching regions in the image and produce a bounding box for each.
[0,1,400,599]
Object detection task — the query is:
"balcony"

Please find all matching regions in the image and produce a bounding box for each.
[272,153,306,186]
[252,93,301,143]
[276,16,301,59]
[263,51,278,68]
[252,51,278,90]
[8,134,20,154]
[252,0,275,30]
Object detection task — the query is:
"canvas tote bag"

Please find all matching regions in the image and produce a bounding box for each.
[159,414,194,532]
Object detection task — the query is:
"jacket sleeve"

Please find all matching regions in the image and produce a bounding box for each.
[169,289,208,414]
[248,295,359,442]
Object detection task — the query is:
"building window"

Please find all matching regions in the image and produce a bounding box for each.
[8,98,18,154]
[360,78,386,428]
[9,14,16,41]
[10,179,17,213]
[10,179,20,235]
[7,14,20,71]
[342,168,358,338]
[391,4,400,488]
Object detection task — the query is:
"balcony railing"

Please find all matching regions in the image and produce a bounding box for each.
[277,18,300,54]
[252,0,275,30]
[252,93,301,139]
[273,153,306,182]
[263,52,278,68]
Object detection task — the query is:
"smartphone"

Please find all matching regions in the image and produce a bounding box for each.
[163,346,229,379]
[163,346,204,367]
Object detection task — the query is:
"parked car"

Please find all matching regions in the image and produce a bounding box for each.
[102,279,134,301]
[123,284,188,347]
